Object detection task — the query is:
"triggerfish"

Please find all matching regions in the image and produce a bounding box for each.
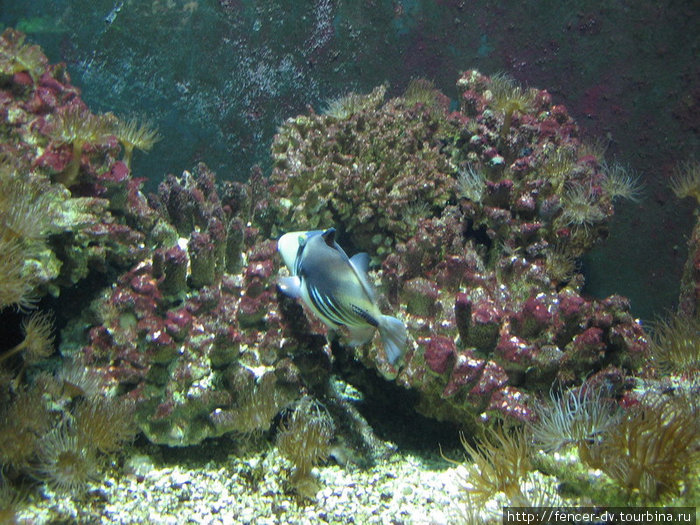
[277,228,408,366]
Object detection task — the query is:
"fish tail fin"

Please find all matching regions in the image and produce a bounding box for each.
[379,315,408,366]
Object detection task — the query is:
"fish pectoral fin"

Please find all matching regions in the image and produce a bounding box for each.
[278,276,302,298]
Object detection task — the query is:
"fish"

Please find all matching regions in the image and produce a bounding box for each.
[277,228,408,366]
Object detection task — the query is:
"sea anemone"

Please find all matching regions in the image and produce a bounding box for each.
[35,423,98,494]
[488,73,536,142]
[0,237,37,311]
[0,174,52,242]
[582,396,700,503]
[322,85,386,120]
[277,396,334,499]
[0,477,23,525]
[669,159,700,203]
[602,162,644,202]
[0,386,52,471]
[73,396,137,454]
[210,372,286,436]
[47,106,112,186]
[648,312,700,376]
[56,359,105,399]
[111,116,161,168]
[455,425,532,503]
[560,183,606,232]
[456,165,486,202]
[528,386,620,453]
[537,147,577,184]
[0,310,54,366]
[545,245,577,285]
[0,29,47,82]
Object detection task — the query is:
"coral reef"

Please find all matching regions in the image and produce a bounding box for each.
[0,28,155,308]
[269,70,649,425]
[0,32,666,517]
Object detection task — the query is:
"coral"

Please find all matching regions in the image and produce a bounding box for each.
[0,29,47,82]
[269,69,648,428]
[649,312,700,376]
[70,164,308,446]
[670,159,700,203]
[277,397,335,499]
[0,29,156,308]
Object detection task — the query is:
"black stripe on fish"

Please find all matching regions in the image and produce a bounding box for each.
[308,285,344,327]
[351,304,379,327]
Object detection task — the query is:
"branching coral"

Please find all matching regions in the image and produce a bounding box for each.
[277,397,335,499]
[111,116,161,169]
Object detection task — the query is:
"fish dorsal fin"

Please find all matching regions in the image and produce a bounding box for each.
[348,252,376,302]
[349,253,370,274]
[322,228,336,247]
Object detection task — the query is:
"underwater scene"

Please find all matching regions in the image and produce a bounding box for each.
[0,1,698,523]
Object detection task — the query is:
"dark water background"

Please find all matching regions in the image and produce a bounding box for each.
[1,0,697,322]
